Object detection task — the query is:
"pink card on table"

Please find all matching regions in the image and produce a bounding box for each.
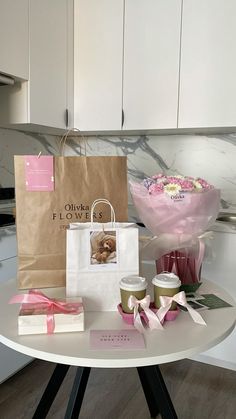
[24,155,54,191]
[90,329,145,350]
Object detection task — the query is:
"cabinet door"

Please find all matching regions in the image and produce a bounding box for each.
[0,227,17,261]
[74,0,123,131]
[123,0,182,130]
[29,0,68,128]
[179,0,236,128]
[0,0,29,80]
[0,258,17,283]
[0,257,32,384]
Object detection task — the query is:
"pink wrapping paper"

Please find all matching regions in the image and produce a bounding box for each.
[130,181,220,260]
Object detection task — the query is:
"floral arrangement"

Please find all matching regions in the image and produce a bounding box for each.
[143,174,213,197]
[130,173,221,284]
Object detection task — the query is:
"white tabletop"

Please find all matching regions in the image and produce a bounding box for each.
[0,279,235,368]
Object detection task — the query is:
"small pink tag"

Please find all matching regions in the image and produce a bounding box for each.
[24,156,54,191]
[90,329,145,350]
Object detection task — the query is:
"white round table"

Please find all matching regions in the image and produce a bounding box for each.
[0,278,235,419]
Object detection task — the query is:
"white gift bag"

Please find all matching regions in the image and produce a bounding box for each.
[66,199,139,311]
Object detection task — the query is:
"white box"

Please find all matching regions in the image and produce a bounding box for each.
[18,297,84,335]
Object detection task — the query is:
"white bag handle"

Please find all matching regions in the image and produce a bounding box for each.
[90,199,116,226]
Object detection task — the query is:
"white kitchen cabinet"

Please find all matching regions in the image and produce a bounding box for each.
[2,0,236,133]
[29,0,69,129]
[74,0,181,132]
[0,0,29,81]
[178,0,236,128]
[0,257,17,284]
[0,226,32,384]
[0,0,71,132]
[123,0,181,130]
[74,0,123,131]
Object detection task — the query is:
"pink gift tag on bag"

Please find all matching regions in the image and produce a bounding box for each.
[24,155,54,191]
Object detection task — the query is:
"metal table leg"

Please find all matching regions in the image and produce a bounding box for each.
[137,365,178,419]
[64,367,91,419]
[32,363,70,419]
[137,366,160,418]
[32,363,177,419]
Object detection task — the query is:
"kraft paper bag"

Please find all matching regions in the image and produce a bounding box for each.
[14,156,128,289]
[66,199,139,311]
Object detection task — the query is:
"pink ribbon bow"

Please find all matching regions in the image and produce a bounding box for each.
[128,295,163,333]
[9,290,83,334]
[157,291,206,326]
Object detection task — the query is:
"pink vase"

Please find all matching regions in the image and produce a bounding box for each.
[155,243,205,284]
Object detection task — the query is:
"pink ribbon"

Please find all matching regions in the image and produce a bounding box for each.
[9,290,83,334]
[128,295,163,333]
[157,291,206,326]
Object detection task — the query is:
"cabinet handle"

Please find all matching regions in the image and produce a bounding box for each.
[0,73,14,86]
[122,109,124,127]
[65,109,69,127]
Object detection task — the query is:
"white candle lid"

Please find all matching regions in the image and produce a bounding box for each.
[152,272,181,288]
[119,276,147,291]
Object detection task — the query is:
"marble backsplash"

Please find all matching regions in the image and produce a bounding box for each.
[0,127,236,214]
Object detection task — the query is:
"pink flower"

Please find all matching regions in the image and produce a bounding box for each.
[142,173,214,196]
[149,183,164,194]
[179,179,194,191]
[166,176,180,184]
[152,173,166,180]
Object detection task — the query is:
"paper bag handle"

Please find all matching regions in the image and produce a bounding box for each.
[91,199,116,226]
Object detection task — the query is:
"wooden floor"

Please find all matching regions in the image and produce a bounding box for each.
[0,358,236,419]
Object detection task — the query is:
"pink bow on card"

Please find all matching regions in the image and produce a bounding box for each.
[128,295,163,333]
[157,291,206,326]
[9,290,83,334]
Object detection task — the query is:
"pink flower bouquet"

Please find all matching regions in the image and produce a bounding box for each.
[130,174,221,284]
